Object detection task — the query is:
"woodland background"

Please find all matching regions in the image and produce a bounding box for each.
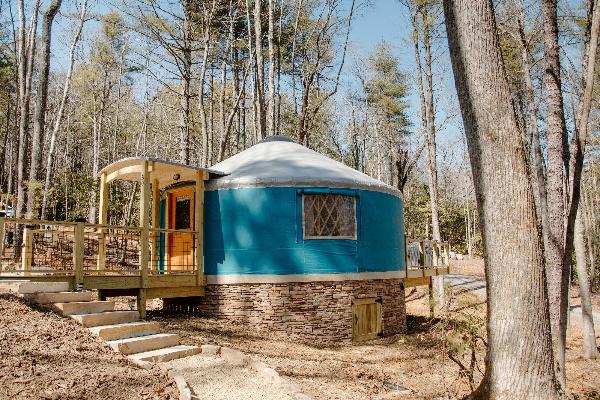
[0,0,598,284]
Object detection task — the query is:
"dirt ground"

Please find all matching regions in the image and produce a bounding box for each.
[146,261,600,400]
[0,292,178,400]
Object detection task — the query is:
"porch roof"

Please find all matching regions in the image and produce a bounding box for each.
[98,157,226,188]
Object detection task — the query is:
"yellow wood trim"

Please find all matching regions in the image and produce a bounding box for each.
[83,275,142,290]
[73,223,84,286]
[145,285,204,299]
[404,276,432,288]
[195,172,204,286]
[105,164,145,184]
[21,227,33,275]
[140,161,151,288]
[151,178,160,272]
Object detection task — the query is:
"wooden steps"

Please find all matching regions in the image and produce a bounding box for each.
[26,291,94,304]
[107,333,180,355]
[13,281,200,367]
[129,345,201,363]
[70,310,140,327]
[89,321,160,341]
[53,300,115,316]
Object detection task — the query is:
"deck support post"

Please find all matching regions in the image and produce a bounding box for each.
[137,288,147,319]
[428,277,434,318]
[194,172,205,286]
[97,172,108,270]
[0,216,5,256]
[22,227,33,275]
[151,179,160,272]
[140,161,151,289]
[73,222,84,289]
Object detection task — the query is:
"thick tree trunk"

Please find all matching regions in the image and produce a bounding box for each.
[27,0,62,219]
[41,0,87,220]
[443,1,558,398]
[574,206,598,359]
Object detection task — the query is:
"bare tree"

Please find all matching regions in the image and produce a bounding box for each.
[443,0,558,398]
[26,0,62,219]
[41,0,89,220]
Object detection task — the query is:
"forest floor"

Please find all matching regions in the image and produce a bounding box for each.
[1,259,598,400]
[148,257,600,400]
[0,292,178,400]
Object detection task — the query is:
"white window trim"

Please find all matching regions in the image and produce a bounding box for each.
[302,193,358,240]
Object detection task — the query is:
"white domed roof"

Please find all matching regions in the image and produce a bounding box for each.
[207,136,400,196]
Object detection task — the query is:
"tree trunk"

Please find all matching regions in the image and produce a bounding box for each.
[443,1,558,398]
[267,0,275,137]
[422,2,444,307]
[253,0,266,140]
[41,0,87,220]
[574,206,598,359]
[516,0,548,250]
[27,0,62,219]
[541,1,570,388]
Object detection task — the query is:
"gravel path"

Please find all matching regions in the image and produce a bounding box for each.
[162,354,297,400]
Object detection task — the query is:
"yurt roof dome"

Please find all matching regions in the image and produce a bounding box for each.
[207,135,400,196]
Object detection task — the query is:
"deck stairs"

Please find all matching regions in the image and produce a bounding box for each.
[2,281,200,365]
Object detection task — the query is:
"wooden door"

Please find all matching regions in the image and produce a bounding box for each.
[167,187,195,271]
[352,298,382,341]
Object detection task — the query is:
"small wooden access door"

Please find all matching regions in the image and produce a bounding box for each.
[352,298,382,341]
[167,187,195,271]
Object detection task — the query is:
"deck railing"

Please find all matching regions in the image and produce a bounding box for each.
[405,238,450,279]
[0,217,203,287]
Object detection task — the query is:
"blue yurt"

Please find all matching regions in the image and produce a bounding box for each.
[165,136,406,342]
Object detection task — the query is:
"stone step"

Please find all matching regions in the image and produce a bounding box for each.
[88,321,161,341]
[53,300,115,316]
[70,310,140,327]
[107,333,180,355]
[16,281,70,294]
[25,291,94,304]
[128,345,201,363]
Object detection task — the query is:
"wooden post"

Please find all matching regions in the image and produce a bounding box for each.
[432,240,439,273]
[443,243,450,267]
[0,216,5,257]
[139,161,151,289]
[137,288,147,319]
[428,277,434,318]
[151,179,160,272]
[194,171,205,286]
[97,172,108,270]
[419,240,425,276]
[73,222,84,288]
[22,227,33,275]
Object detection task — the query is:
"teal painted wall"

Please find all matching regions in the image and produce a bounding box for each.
[202,187,405,275]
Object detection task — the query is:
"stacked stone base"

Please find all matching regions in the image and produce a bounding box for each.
[164,278,406,343]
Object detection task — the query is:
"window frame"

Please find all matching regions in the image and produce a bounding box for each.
[301,193,358,240]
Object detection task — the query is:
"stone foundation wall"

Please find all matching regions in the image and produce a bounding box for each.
[164,278,406,343]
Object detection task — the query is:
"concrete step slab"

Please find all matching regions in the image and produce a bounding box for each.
[128,345,200,363]
[25,291,93,304]
[53,300,115,316]
[16,281,70,294]
[107,333,180,355]
[70,310,139,327]
[88,321,160,341]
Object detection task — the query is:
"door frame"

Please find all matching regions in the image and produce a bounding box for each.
[166,185,195,271]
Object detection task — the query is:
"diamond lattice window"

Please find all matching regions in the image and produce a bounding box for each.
[303,194,357,239]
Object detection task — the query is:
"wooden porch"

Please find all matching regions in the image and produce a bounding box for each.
[0,158,221,317]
